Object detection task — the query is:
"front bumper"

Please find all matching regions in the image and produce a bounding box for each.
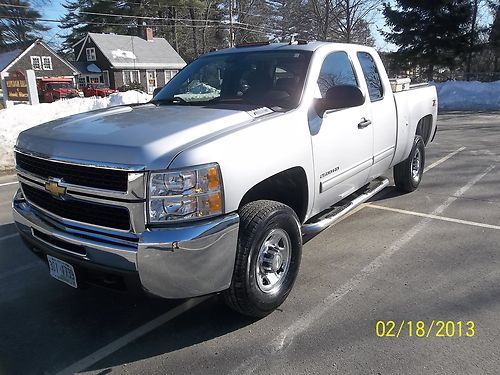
[13,189,239,298]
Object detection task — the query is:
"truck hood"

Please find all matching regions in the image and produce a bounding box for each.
[16,104,263,170]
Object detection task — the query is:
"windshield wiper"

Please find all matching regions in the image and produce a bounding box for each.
[150,97,190,106]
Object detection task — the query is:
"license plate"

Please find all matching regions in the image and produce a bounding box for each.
[47,255,78,288]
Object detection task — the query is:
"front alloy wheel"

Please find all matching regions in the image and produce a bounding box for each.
[256,228,291,294]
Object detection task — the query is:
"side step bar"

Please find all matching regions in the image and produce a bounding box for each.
[301,177,389,239]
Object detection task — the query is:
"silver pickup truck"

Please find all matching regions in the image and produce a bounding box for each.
[13,42,437,317]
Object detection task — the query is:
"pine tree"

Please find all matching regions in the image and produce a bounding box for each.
[490,2,500,71]
[383,0,473,80]
[0,0,49,47]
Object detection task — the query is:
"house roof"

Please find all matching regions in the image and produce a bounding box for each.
[85,33,186,69]
[0,40,80,74]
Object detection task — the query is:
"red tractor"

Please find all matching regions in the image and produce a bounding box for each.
[82,83,117,98]
[38,78,83,103]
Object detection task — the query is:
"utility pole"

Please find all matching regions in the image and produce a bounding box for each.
[229,0,234,47]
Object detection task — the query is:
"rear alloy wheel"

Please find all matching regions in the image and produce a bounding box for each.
[394,135,425,193]
[223,200,302,318]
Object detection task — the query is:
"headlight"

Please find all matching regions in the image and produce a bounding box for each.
[148,163,223,223]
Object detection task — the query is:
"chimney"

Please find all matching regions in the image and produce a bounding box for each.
[145,27,153,42]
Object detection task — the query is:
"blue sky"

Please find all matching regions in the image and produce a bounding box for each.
[40,0,65,45]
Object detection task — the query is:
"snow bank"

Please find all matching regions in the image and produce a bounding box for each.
[0,90,152,171]
[432,80,500,111]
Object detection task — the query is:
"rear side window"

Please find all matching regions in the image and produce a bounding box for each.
[317,51,358,97]
[357,52,383,101]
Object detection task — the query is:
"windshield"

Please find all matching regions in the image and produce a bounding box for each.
[153,50,313,110]
[47,83,72,90]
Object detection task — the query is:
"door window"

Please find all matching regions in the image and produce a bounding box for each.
[317,52,358,98]
[147,71,157,94]
[357,52,383,101]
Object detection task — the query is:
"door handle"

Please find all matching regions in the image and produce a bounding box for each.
[358,118,372,129]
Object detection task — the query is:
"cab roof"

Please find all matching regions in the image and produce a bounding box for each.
[203,41,368,57]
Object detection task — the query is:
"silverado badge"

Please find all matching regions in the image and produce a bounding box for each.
[45,178,66,198]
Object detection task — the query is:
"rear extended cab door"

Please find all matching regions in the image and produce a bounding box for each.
[355,48,398,180]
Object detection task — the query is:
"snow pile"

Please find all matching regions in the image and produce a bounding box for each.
[0,90,152,171]
[432,81,500,111]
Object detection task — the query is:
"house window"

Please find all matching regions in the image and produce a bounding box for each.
[89,76,100,84]
[164,69,178,84]
[86,47,96,61]
[123,70,140,85]
[42,56,52,70]
[31,56,41,70]
[78,77,86,87]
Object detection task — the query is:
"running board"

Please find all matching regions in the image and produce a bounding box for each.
[301,177,389,238]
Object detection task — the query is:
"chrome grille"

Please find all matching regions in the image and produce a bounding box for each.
[16,152,129,192]
[21,183,131,231]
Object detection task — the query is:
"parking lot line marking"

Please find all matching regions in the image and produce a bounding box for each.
[0,233,19,242]
[231,164,495,375]
[0,261,42,282]
[424,146,466,173]
[54,295,211,375]
[0,181,17,187]
[367,204,500,231]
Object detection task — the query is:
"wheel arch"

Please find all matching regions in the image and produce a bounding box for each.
[416,114,434,146]
[238,167,309,224]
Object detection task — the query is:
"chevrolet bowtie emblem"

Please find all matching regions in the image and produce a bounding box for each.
[45,178,66,198]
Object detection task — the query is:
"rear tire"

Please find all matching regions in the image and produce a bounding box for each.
[223,200,302,318]
[394,135,425,193]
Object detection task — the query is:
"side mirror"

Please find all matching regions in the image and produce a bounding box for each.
[315,85,365,117]
[152,86,163,97]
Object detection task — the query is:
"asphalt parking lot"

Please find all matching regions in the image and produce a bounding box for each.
[0,112,499,375]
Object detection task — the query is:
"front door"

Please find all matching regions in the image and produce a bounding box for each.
[310,51,374,214]
[146,70,157,94]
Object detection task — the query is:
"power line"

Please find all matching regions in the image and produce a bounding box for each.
[78,10,272,32]
[92,0,268,17]
[1,15,271,34]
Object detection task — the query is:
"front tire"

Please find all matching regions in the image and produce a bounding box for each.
[223,200,302,318]
[394,135,425,193]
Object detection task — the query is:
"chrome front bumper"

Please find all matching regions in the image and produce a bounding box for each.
[13,190,240,298]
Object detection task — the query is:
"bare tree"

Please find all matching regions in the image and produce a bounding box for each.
[330,0,381,43]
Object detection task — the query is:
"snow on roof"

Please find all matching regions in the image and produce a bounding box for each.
[87,33,186,69]
[111,49,136,60]
[0,49,22,72]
